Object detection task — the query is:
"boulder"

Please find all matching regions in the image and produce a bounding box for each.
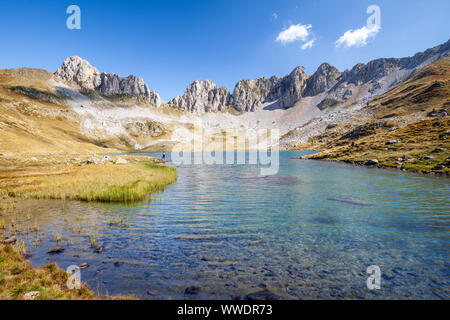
[365,159,379,166]
[115,157,128,164]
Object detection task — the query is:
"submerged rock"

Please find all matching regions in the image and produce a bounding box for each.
[95,246,104,254]
[47,248,65,254]
[184,286,201,295]
[244,290,280,300]
[3,236,17,245]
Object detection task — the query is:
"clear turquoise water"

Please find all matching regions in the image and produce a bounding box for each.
[16,151,450,299]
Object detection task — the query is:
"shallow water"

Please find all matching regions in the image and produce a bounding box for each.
[5,151,450,299]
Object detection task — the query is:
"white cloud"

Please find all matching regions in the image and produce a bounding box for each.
[335,25,380,48]
[272,13,278,20]
[301,39,314,50]
[276,23,312,44]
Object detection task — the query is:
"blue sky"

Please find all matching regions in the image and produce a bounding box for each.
[0,0,449,101]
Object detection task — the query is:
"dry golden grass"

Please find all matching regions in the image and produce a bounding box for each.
[0,161,176,202]
[0,244,138,300]
[0,68,128,155]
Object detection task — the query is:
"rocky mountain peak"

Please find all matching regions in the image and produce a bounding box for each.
[230,76,281,112]
[54,56,162,107]
[169,80,230,113]
[54,56,100,90]
[276,66,308,108]
[303,63,341,97]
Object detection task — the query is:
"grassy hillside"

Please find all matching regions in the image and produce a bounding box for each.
[0,68,126,155]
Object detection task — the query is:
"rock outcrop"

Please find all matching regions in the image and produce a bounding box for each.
[54,56,162,107]
[168,80,230,113]
[276,66,308,109]
[230,76,281,112]
[303,63,341,97]
[170,66,309,113]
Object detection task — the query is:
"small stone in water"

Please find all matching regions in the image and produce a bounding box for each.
[184,286,200,295]
[3,236,17,245]
[244,290,280,300]
[47,248,64,254]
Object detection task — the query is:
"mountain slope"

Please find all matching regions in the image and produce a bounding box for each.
[170,39,449,113]
[302,58,450,174]
[0,68,124,155]
[0,40,449,159]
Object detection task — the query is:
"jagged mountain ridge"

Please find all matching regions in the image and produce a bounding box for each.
[53,40,449,115]
[54,56,162,107]
[1,40,448,156]
[169,39,450,113]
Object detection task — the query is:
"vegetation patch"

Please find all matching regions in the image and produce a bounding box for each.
[0,244,93,300]
[0,159,177,203]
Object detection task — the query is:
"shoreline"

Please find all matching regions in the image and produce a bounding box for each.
[0,154,177,203]
[0,244,136,300]
[297,157,450,178]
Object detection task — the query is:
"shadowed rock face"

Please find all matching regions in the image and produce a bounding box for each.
[230,66,309,111]
[303,63,341,97]
[276,66,308,109]
[54,56,162,107]
[230,76,281,112]
[170,67,309,113]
